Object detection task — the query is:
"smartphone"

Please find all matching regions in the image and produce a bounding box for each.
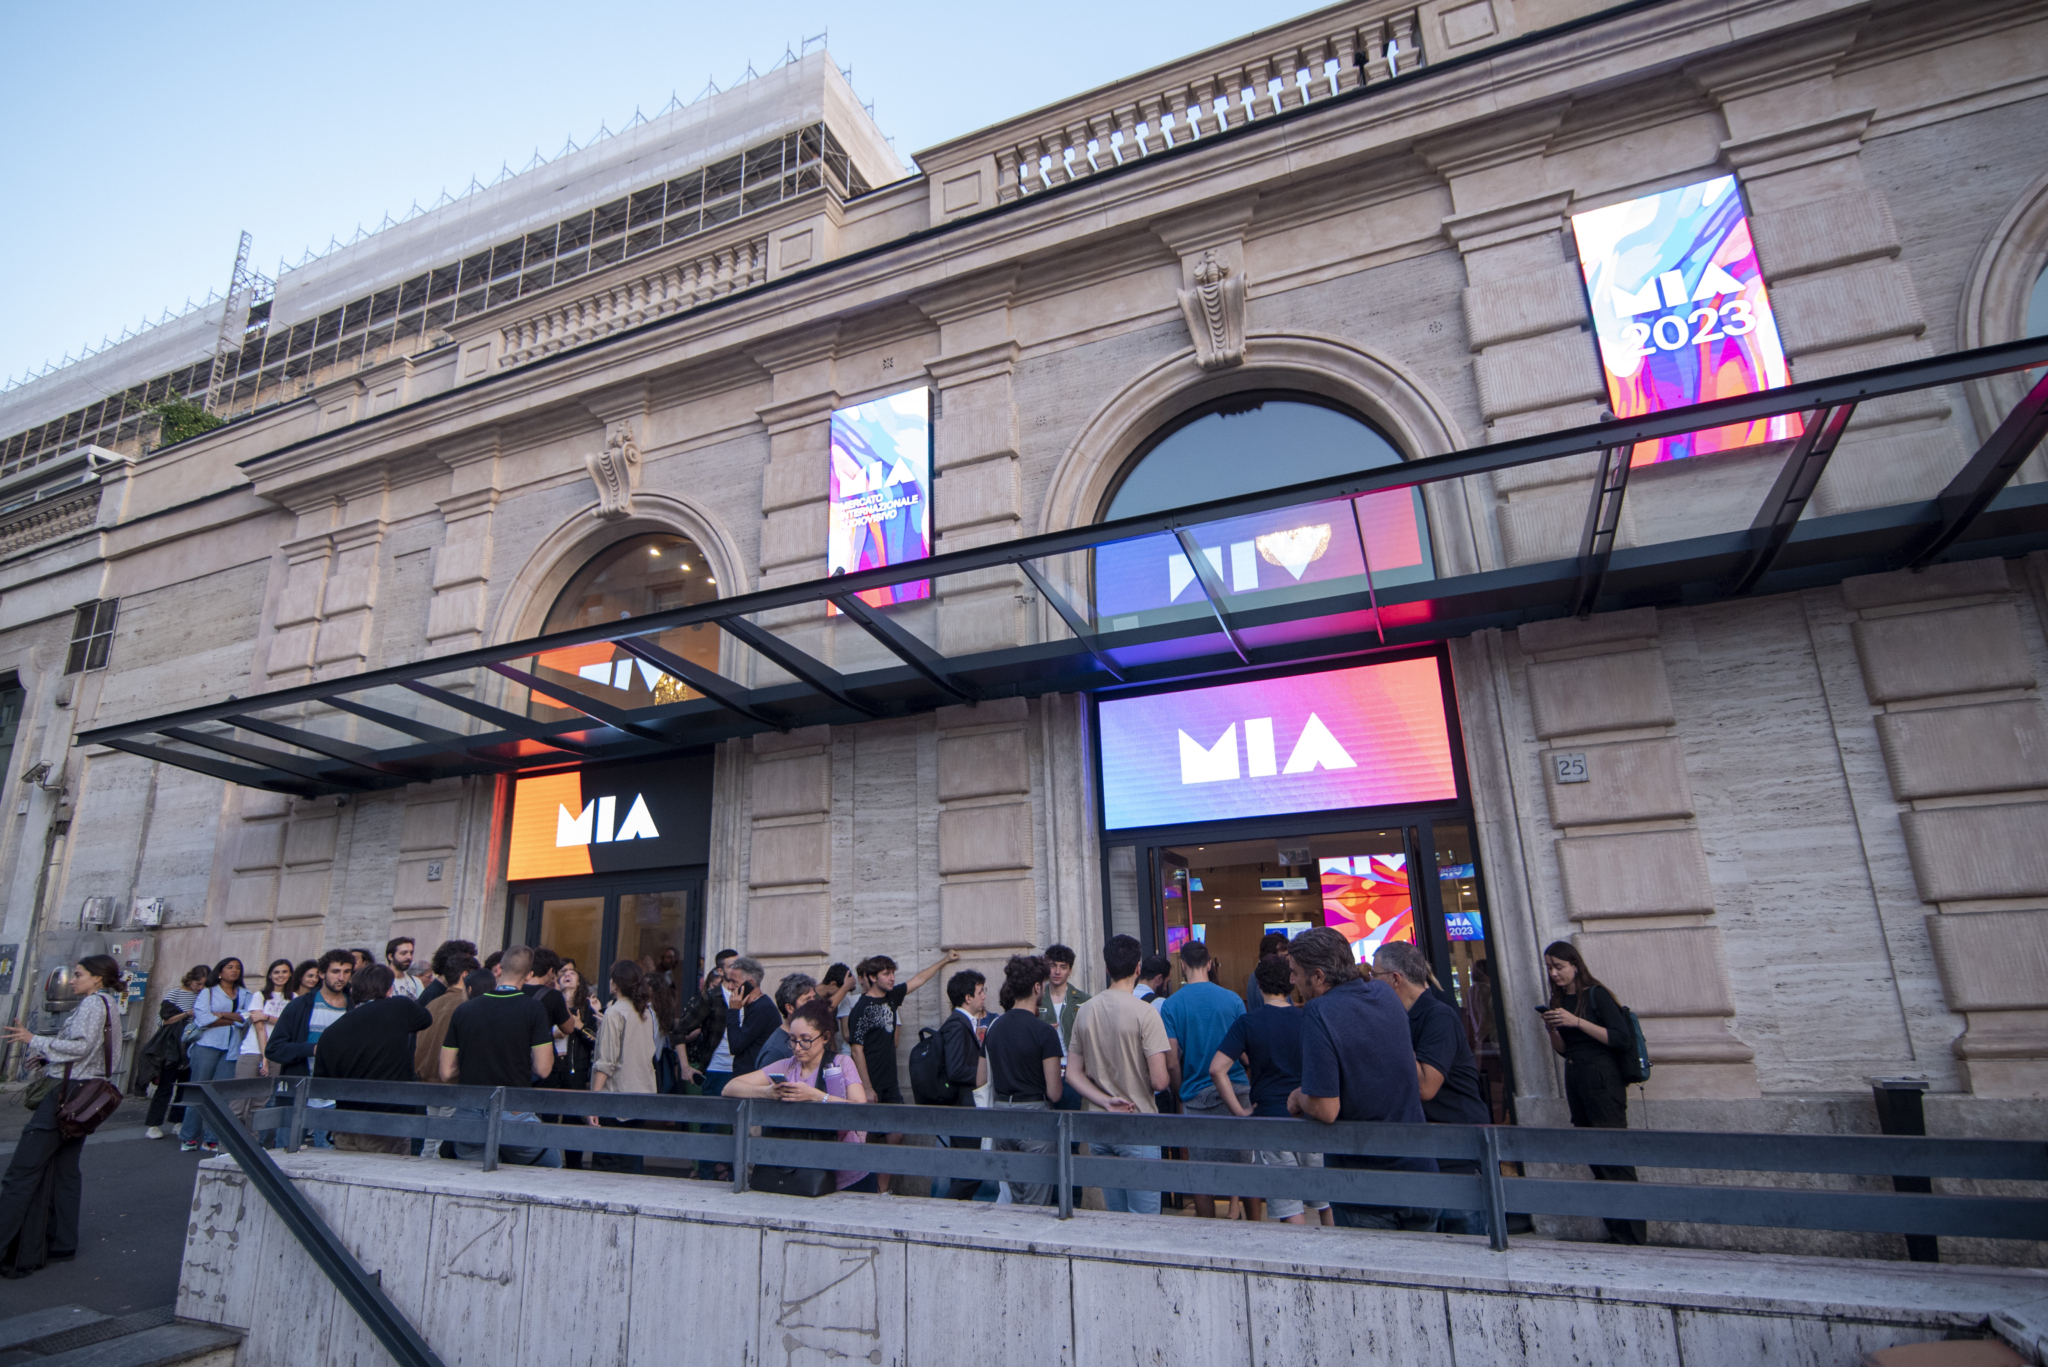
[1533,1002,1553,1012]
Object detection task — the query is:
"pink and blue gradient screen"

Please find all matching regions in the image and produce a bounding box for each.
[1571,175,1801,466]
[1097,656,1457,829]
[827,388,932,609]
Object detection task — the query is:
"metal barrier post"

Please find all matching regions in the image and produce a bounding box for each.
[287,1076,310,1153]
[1057,1111,1074,1220]
[482,1087,505,1173]
[1478,1126,1510,1252]
[1872,1079,1938,1263]
[732,1099,751,1194]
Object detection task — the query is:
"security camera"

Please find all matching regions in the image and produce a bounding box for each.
[19,761,49,788]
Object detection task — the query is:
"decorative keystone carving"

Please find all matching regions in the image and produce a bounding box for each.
[1177,251,1247,370]
[586,422,642,520]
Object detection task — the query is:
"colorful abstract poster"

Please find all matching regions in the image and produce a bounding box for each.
[1097,656,1457,829]
[1320,853,1415,963]
[1571,175,1802,466]
[828,388,932,610]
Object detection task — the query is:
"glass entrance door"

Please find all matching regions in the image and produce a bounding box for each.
[507,871,706,999]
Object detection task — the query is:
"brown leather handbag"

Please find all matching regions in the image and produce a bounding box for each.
[55,996,123,1139]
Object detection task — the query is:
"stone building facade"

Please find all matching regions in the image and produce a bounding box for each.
[2,0,2047,1254]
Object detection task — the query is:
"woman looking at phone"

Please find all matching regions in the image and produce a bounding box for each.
[723,1001,875,1193]
[1537,941,1644,1245]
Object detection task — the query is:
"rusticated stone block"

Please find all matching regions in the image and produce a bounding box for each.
[1571,925,1737,1018]
[940,877,1037,950]
[1773,260,1925,356]
[750,819,830,888]
[1528,649,1674,738]
[284,815,339,866]
[1809,427,1968,518]
[1876,700,2048,799]
[1498,483,1612,567]
[761,450,827,513]
[1472,331,1604,421]
[749,891,830,957]
[1928,909,2048,1012]
[1748,190,1900,279]
[938,590,1027,656]
[232,820,284,872]
[1900,802,2048,902]
[937,696,1028,729]
[938,730,1030,801]
[938,802,1034,874]
[224,872,277,924]
[753,724,831,756]
[1557,828,1714,920]
[1852,602,2034,703]
[933,373,1019,469]
[399,799,462,852]
[933,455,1021,532]
[1518,607,1658,656]
[759,502,830,571]
[1841,558,2012,611]
[277,867,331,920]
[1461,262,1588,350]
[1542,737,1693,826]
[752,752,831,819]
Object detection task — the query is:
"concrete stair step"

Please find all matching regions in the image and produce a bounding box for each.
[30,1323,240,1367]
[0,1307,105,1354]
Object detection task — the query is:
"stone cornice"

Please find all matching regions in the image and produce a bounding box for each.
[1441,192,1577,253]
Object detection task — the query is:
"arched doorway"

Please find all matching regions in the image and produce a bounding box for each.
[503,532,720,999]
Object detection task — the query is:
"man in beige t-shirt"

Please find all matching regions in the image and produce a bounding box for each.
[1066,933,1172,1216]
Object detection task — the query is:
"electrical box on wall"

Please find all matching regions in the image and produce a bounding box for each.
[130,897,163,926]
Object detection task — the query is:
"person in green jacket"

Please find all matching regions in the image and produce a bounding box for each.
[1037,944,1090,1050]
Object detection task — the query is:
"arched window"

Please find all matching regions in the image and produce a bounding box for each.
[528,532,721,716]
[1103,395,1406,519]
[1094,395,1432,631]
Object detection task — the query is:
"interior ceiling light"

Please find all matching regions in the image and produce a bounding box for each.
[648,546,661,556]
[1254,524,1333,580]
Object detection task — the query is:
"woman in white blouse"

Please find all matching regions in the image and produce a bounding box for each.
[0,955,124,1278]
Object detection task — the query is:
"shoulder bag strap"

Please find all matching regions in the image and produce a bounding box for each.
[102,995,115,1076]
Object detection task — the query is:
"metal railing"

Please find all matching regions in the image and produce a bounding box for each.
[184,1076,2048,1367]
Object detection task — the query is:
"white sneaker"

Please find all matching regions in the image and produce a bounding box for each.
[145,1127,164,1140]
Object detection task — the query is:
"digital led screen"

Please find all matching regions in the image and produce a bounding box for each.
[828,387,932,610]
[1165,923,1207,954]
[1571,174,1800,465]
[1444,910,1485,942]
[1094,488,1431,626]
[1321,853,1414,963]
[1097,657,1458,829]
[505,756,712,881]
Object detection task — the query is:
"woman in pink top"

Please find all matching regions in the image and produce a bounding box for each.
[725,1001,874,1192]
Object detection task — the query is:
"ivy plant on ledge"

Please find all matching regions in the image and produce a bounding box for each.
[147,398,224,449]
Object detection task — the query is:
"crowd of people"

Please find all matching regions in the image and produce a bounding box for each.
[13,927,1641,1265]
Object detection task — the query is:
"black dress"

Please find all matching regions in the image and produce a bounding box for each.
[1556,984,1645,1245]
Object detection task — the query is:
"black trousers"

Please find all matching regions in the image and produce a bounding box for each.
[0,1090,84,1275]
[145,1063,189,1128]
[590,1116,645,1175]
[942,1092,980,1200]
[1565,1049,1646,1245]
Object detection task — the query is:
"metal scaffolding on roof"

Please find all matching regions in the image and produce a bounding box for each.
[75,337,2048,798]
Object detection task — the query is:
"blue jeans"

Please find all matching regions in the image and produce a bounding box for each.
[1095,1143,1161,1216]
[1435,1158,1487,1234]
[179,1045,233,1145]
[451,1107,563,1168]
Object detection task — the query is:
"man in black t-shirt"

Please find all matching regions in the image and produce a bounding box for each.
[845,949,958,1195]
[440,945,560,1167]
[983,955,1064,1207]
[316,965,433,1154]
[1373,941,1490,1234]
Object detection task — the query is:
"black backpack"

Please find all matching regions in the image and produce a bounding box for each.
[908,1026,956,1105]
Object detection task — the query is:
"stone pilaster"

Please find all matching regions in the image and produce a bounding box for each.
[745,725,834,967]
[748,324,840,686]
[1842,558,2048,1098]
[426,431,502,658]
[915,270,1029,656]
[1520,608,1758,1099]
[1691,29,1959,516]
[936,696,1039,999]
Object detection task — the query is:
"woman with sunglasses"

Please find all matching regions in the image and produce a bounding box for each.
[725,1001,875,1193]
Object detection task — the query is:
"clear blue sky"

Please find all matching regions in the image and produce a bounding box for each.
[0,1,1314,387]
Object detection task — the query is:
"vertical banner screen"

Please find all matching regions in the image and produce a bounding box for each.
[828,387,933,610]
[1571,174,1801,466]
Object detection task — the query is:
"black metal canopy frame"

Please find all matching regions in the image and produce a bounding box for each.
[79,339,2048,797]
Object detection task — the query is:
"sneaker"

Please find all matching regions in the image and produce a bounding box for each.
[145,1127,164,1140]
[180,1141,199,1152]
[203,1142,220,1153]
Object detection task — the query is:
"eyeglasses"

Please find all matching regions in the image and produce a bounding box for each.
[786,1033,824,1048]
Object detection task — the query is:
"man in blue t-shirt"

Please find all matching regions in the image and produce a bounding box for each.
[1287,927,1438,1231]
[1159,940,1248,1218]
[1210,953,1331,1224]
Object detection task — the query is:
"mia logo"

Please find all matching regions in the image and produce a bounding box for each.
[836,455,921,498]
[556,794,660,847]
[576,657,667,691]
[1178,715,1356,785]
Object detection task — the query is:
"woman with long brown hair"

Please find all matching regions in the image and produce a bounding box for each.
[1538,940,1644,1245]
[0,955,125,1277]
[589,959,661,1174]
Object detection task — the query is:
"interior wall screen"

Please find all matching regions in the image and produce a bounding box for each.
[1571,174,1800,465]
[828,387,932,611]
[1097,657,1457,829]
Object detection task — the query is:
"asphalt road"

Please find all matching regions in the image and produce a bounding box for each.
[0,1095,204,1319]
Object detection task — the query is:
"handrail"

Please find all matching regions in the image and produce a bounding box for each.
[194,1076,2048,1256]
